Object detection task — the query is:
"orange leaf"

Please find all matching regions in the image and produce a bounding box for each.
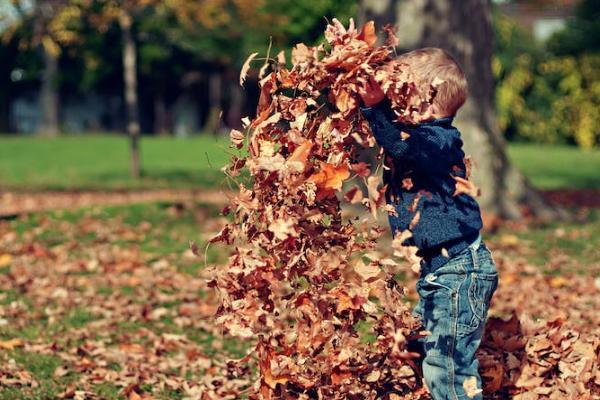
[331,370,353,385]
[119,343,145,354]
[357,21,377,47]
[0,338,23,350]
[129,392,143,400]
[264,369,290,389]
[308,163,349,191]
[287,140,313,168]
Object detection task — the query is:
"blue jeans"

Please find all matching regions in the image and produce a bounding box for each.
[413,236,498,400]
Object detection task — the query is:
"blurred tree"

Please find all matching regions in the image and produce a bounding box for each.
[2,0,82,136]
[494,7,599,149]
[81,0,180,177]
[0,34,19,133]
[360,0,562,220]
[77,0,151,178]
[547,0,600,56]
[164,0,279,133]
[167,0,357,131]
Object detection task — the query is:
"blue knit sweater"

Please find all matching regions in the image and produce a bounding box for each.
[361,99,482,272]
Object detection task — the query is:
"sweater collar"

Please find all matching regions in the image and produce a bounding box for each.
[417,116,455,127]
[397,116,455,130]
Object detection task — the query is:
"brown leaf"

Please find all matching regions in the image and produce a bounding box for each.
[452,175,480,198]
[357,21,377,47]
[308,163,350,191]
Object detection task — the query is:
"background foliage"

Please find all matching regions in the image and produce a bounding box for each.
[493,0,599,149]
[0,0,598,148]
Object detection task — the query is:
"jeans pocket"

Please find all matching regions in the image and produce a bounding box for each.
[469,272,498,319]
[457,272,498,337]
[417,279,445,296]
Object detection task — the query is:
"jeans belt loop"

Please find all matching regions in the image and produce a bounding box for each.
[469,234,481,269]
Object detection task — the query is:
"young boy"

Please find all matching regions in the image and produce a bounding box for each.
[358,48,498,399]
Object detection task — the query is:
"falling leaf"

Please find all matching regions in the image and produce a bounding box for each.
[308,163,350,191]
[409,211,421,230]
[230,129,245,148]
[0,254,11,267]
[240,52,259,86]
[354,261,382,281]
[357,21,377,47]
[431,76,445,88]
[268,219,297,241]
[286,140,313,172]
[463,376,482,398]
[402,177,413,190]
[452,175,480,198]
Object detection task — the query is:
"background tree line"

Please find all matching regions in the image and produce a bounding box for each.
[1,0,597,149]
[494,0,599,149]
[0,0,597,218]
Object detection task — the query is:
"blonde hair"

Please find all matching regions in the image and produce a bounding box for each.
[395,47,468,117]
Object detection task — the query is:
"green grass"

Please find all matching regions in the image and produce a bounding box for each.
[0,134,232,190]
[507,143,600,189]
[0,135,597,191]
[488,209,600,271]
[9,201,227,266]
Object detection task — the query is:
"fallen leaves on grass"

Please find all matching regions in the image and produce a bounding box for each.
[0,205,249,398]
[0,201,598,398]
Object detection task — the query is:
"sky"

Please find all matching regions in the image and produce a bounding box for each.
[0,0,32,32]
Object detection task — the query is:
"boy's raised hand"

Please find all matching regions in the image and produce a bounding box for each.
[359,75,385,108]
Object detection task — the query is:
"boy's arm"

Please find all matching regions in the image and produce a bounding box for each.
[358,75,460,171]
[360,99,413,160]
[361,104,463,174]
[358,76,414,160]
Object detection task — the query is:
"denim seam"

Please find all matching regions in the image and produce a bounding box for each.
[448,267,466,400]
[449,290,458,400]
[468,276,483,323]
[452,257,493,270]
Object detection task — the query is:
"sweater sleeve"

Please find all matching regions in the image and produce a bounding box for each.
[360,99,413,160]
[361,101,464,175]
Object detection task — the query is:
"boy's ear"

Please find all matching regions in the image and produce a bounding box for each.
[428,103,442,119]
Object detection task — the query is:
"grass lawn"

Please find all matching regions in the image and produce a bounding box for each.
[0,135,232,191]
[0,135,597,191]
[506,143,600,190]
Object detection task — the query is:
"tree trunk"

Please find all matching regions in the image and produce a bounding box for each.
[359,0,562,220]
[204,70,222,134]
[226,75,244,130]
[154,92,169,135]
[120,10,141,178]
[39,41,60,137]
